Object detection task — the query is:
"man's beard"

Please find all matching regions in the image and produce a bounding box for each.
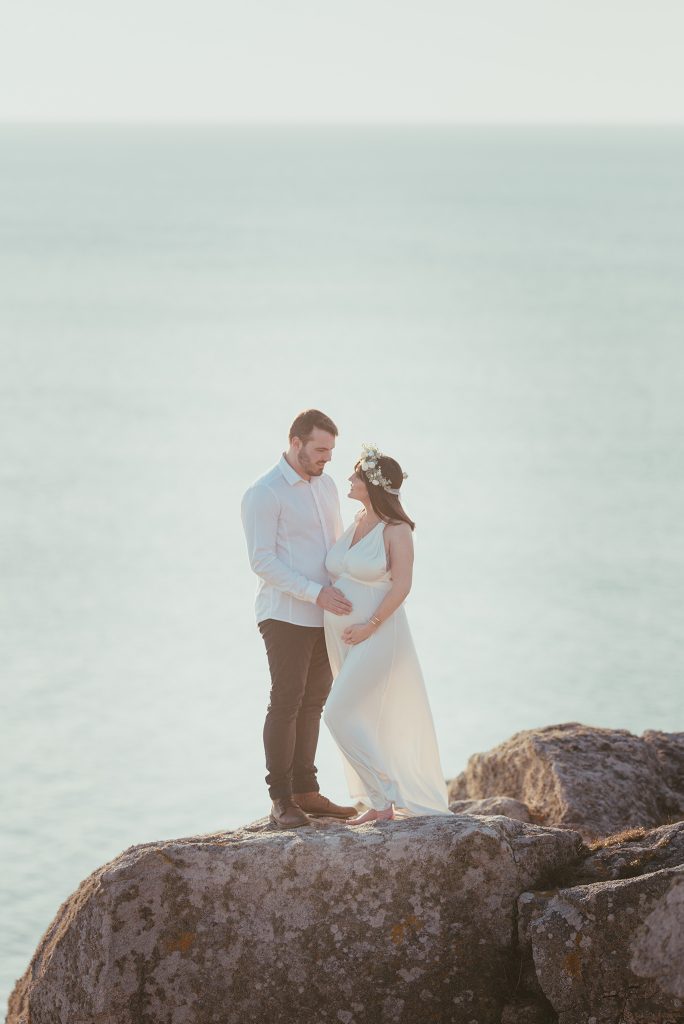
[298,449,324,476]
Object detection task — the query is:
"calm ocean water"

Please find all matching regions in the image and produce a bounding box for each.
[1,124,683,1004]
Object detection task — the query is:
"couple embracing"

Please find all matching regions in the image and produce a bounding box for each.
[241,408,450,829]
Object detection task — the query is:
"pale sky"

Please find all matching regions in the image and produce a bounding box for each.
[1,0,683,123]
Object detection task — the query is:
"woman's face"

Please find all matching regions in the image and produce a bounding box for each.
[347,467,369,501]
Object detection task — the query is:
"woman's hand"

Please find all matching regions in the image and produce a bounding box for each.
[342,623,374,645]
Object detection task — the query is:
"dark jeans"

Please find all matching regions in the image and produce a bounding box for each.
[258,618,333,801]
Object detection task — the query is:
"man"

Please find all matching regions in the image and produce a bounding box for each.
[241,409,357,829]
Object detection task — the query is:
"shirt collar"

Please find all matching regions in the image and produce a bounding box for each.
[278,453,307,486]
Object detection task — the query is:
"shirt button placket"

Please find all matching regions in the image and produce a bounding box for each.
[310,482,329,550]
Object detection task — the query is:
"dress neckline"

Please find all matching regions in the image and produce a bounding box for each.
[348,519,384,550]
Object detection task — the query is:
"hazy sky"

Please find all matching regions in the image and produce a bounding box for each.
[1,0,683,122]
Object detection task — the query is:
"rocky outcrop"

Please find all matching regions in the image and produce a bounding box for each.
[7,815,581,1024]
[448,723,684,840]
[9,725,684,1024]
[518,866,684,1024]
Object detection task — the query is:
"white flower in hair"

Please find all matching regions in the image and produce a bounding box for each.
[358,441,407,495]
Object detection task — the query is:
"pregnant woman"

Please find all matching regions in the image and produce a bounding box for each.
[323,443,451,824]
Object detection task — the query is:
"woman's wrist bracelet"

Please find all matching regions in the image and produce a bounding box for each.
[369,615,382,628]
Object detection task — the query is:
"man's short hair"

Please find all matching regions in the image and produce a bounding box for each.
[289,409,339,443]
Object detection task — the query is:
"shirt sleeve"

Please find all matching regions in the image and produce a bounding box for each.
[240,484,323,604]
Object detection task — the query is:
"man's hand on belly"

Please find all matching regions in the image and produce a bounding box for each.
[317,586,353,615]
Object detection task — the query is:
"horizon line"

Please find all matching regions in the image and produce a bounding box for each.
[1,117,683,128]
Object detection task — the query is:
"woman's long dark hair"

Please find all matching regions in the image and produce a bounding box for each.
[356,455,415,531]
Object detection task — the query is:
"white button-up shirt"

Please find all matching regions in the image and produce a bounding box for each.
[241,454,344,627]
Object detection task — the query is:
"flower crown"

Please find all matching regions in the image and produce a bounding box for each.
[358,442,408,495]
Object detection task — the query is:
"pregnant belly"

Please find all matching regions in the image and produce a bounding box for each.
[324,576,391,636]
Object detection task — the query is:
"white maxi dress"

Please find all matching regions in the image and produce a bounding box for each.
[323,516,451,817]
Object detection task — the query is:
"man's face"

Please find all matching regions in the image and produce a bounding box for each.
[294,428,335,476]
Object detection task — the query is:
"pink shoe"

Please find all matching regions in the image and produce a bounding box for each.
[345,805,394,826]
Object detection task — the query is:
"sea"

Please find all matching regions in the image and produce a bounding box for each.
[1,123,683,1006]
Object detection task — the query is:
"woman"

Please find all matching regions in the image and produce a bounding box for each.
[323,443,451,824]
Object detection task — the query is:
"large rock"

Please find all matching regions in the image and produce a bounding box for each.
[448,723,684,840]
[518,865,684,1024]
[8,815,582,1024]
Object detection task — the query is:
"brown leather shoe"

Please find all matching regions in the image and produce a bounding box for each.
[292,791,357,819]
[269,797,313,830]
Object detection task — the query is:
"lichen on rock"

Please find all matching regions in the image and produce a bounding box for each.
[7,815,581,1024]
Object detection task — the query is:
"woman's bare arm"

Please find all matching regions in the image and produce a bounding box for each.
[342,523,414,644]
